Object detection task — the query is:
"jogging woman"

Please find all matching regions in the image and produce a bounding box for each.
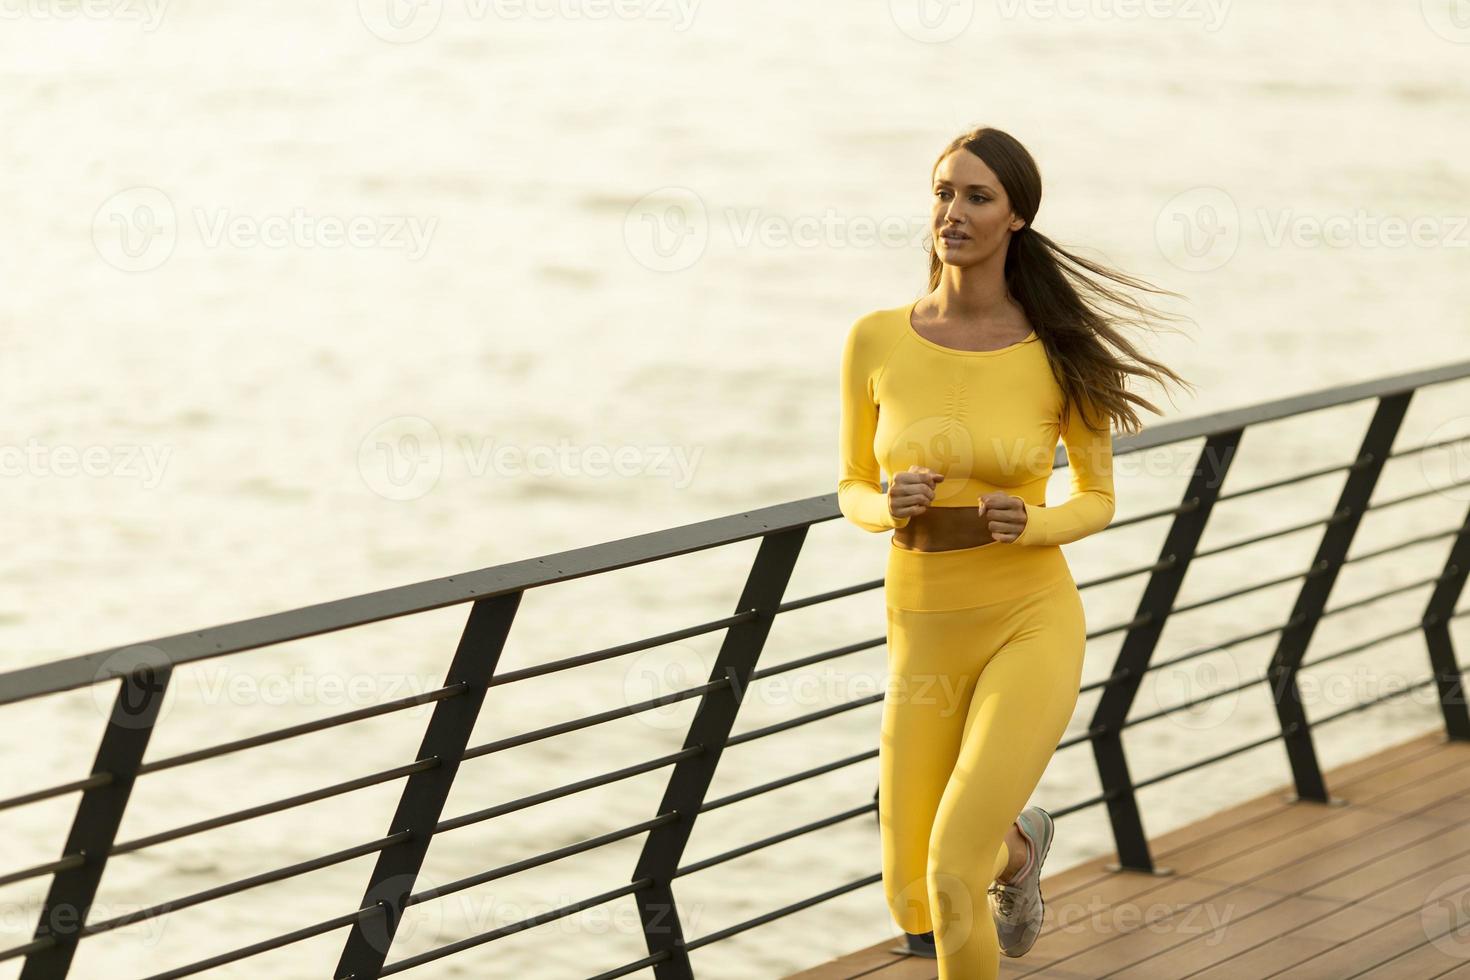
[837,126,1192,978]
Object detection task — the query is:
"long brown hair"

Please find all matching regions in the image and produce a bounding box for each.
[925,126,1195,436]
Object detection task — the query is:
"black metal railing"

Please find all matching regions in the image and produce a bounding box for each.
[2,357,1469,979]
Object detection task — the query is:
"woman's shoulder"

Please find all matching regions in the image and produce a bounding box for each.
[844,303,911,356]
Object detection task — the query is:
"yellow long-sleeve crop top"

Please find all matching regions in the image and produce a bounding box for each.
[837,302,1116,547]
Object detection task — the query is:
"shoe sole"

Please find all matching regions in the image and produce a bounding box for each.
[1002,806,1054,959]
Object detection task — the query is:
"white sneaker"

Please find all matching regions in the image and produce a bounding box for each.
[988,805,1054,958]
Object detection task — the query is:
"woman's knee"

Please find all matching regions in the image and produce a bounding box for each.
[885,871,934,933]
[927,816,1004,885]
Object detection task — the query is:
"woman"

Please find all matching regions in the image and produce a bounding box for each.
[838,126,1193,978]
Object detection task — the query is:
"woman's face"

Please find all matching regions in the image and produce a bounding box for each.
[930,149,1025,266]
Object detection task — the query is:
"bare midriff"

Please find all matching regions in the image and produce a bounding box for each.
[891,502,1046,552]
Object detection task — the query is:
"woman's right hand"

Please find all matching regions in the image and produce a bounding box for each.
[889,465,944,520]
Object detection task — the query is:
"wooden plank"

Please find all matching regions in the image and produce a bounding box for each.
[1045,732,1457,903]
[1102,891,1349,978]
[1269,871,1470,979]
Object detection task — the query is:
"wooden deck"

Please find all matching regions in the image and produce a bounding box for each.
[789,731,1470,979]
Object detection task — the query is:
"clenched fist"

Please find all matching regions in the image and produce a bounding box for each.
[978,491,1029,543]
[888,465,944,520]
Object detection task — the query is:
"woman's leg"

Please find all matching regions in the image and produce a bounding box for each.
[878,603,985,936]
[926,577,1087,978]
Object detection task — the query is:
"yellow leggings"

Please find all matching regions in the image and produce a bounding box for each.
[879,538,1087,979]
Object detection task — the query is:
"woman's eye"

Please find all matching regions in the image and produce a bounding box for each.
[934,190,989,203]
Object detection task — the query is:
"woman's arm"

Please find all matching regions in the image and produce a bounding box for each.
[837,320,909,533]
[1012,392,1116,547]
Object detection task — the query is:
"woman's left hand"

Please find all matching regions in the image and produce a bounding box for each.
[979,491,1028,543]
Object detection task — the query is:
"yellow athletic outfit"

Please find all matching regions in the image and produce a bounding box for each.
[837,301,1116,977]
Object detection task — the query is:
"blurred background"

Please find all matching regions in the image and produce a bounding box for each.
[2,0,1469,976]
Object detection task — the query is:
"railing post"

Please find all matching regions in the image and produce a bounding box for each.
[22,657,170,980]
[335,592,520,980]
[1422,497,1470,741]
[1092,429,1242,875]
[1269,392,1412,804]
[631,527,807,980]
